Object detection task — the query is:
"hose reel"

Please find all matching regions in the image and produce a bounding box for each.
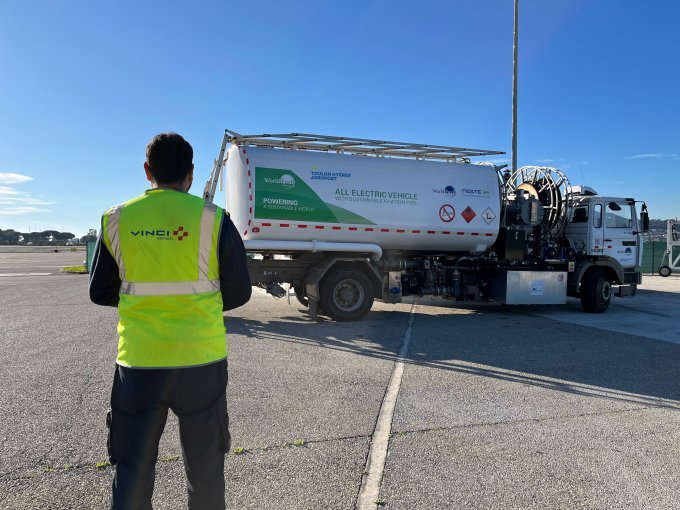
[507,166,571,237]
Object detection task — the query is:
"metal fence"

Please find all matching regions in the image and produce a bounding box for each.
[642,241,667,275]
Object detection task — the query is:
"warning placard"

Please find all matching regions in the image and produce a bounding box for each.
[439,204,455,222]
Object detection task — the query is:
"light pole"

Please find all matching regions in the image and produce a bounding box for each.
[512,0,519,173]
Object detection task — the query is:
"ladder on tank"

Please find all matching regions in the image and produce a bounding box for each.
[658,220,680,277]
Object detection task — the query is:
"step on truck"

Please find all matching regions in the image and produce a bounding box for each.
[204,129,649,321]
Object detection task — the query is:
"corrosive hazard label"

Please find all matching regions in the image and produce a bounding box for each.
[439,204,455,222]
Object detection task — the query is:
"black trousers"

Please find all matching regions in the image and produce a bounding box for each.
[108,360,230,510]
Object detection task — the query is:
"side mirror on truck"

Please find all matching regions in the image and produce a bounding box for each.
[640,205,649,232]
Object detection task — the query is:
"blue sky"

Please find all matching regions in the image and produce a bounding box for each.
[1,0,678,236]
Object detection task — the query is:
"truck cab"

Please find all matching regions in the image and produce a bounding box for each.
[564,189,647,312]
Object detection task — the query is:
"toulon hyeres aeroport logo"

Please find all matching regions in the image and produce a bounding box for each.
[130,227,190,241]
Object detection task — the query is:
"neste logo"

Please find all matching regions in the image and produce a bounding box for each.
[461,188,491,198]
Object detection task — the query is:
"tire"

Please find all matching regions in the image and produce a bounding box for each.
[319,267,374,322]
[293,285,309,307]
[580,269,612,313]
[659,265,672,277]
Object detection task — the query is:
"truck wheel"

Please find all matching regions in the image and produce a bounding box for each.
[659,265,672,277]
[580,269,612,313]
[293,285,309,307]
[320,268,374,322]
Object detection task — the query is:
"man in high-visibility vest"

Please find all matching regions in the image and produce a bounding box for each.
[89,133,251,509]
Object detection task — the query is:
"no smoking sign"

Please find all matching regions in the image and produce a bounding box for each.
[439,204,455,222]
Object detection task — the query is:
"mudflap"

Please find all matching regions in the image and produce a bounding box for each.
[616,284,636,297]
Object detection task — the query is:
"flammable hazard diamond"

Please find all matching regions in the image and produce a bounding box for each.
[461,206,476,223]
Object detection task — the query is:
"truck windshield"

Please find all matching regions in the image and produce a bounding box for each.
[605,203,633,228]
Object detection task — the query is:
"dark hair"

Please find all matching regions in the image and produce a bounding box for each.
[145,133,193,184]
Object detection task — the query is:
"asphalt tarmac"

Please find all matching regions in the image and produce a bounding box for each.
[0,250,85,276]
[0,252,678,509]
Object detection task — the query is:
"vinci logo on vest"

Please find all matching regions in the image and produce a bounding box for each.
[130,226,190,241]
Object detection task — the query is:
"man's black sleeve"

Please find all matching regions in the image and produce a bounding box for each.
[88,228,121,307]
[219,213,252,311]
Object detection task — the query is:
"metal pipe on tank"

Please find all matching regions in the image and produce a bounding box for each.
[243,240,383,261]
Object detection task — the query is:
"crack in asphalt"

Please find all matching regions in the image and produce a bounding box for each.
[0,444,57,481]
[0,433,376,482]
[389,405,674,438]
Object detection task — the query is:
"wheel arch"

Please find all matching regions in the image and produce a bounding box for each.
[323,259,382,297]
[570,259,624,296]
[303,256,382,312]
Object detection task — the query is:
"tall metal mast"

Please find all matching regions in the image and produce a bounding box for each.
[512,0,519,173]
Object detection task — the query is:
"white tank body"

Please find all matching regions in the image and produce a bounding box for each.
[225,145,501,253]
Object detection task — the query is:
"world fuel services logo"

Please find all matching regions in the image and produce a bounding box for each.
[432,185,456,196]
[263,173,296,189]
[130,226,190,241]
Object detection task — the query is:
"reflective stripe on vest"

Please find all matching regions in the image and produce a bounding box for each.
[106,204,127,282]
[121,280,220,296]
[107,202,220,295]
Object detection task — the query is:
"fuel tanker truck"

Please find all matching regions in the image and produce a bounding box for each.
[204,129,649,321]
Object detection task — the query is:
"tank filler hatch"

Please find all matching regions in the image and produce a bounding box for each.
[223,129,504,162]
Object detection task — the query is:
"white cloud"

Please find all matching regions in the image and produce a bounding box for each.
[0,197,55,205]
[0,172,33,184]
[0,173,51,216]
[626,153,680,161]
[483,158,510,165]
[0,206,49,215]
[0,186,25,195]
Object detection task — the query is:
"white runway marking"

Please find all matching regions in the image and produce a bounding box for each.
[356,301,417,509]
[0,273,51,277]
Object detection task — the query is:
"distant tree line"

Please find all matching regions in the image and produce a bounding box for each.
[0,228,98,245]
[648,219,676,231]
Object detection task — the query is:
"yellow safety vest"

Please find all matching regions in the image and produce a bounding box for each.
[102,189,226,368]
